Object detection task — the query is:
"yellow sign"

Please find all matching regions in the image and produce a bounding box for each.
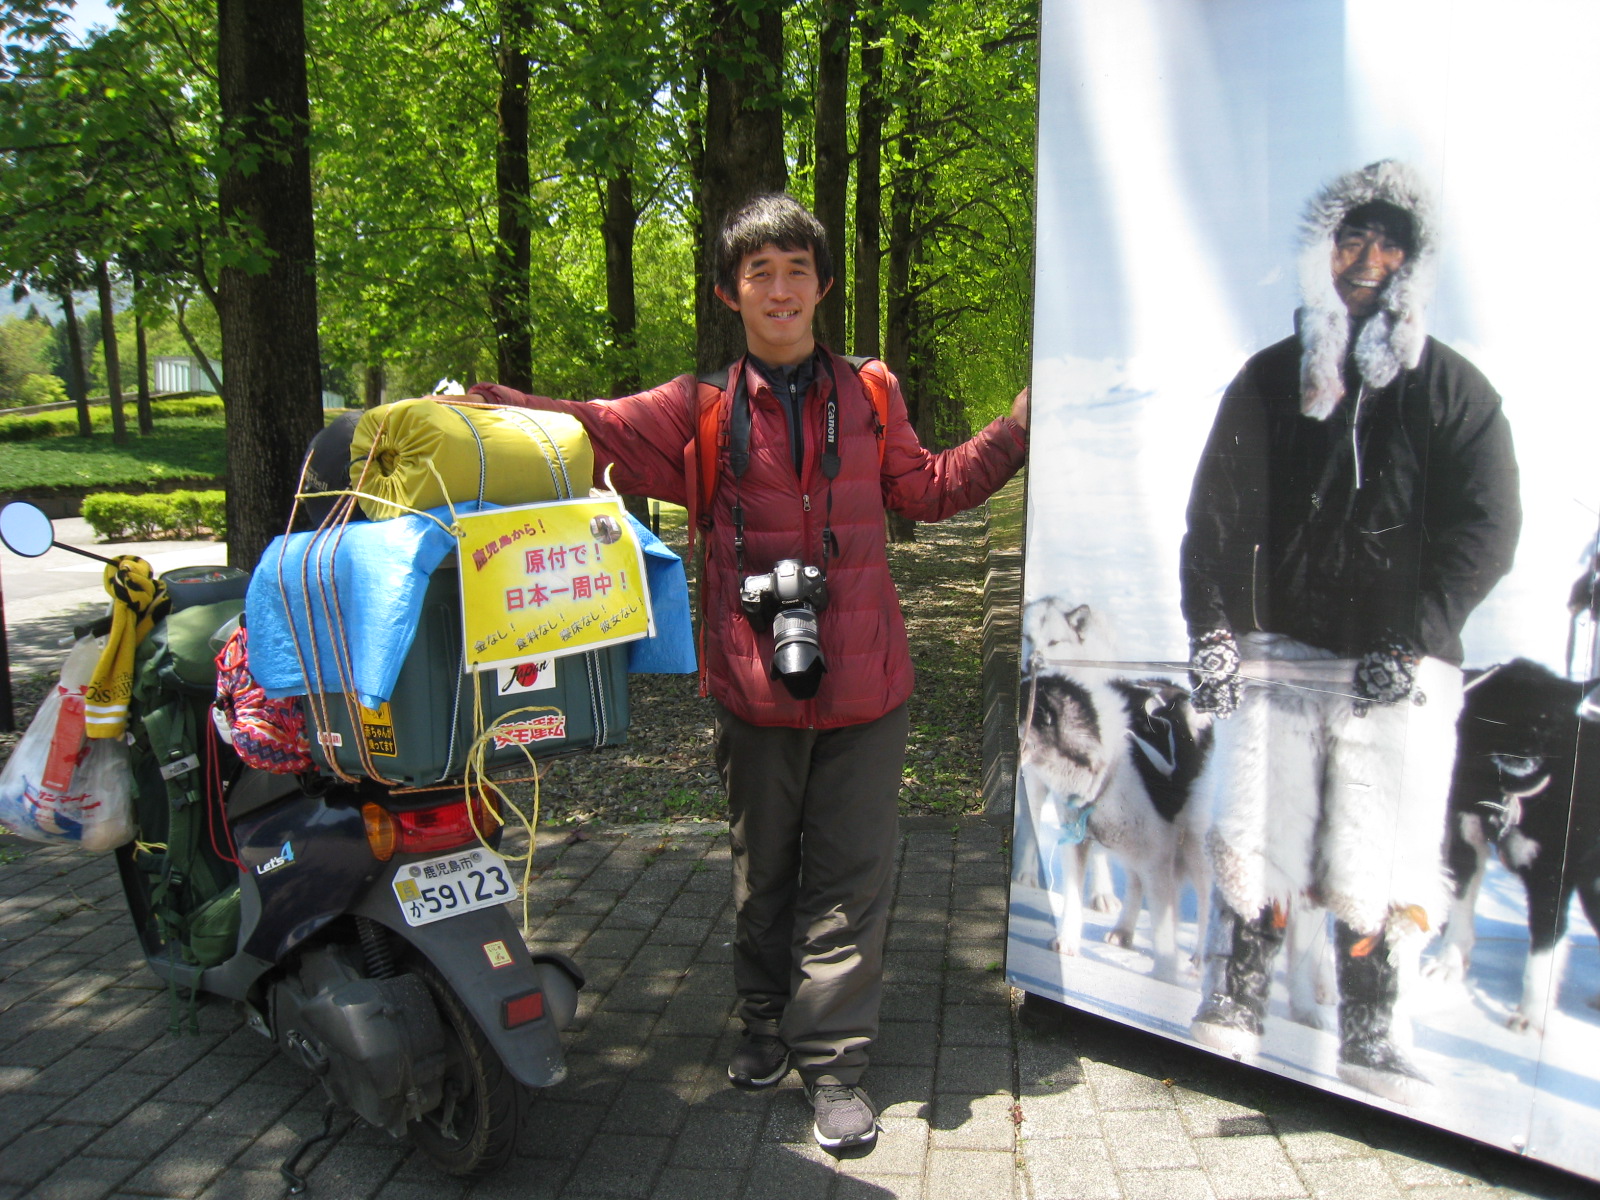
[359,702,397,756]
[456,498,654,672]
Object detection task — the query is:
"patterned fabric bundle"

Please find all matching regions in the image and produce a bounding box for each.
[86,555,170,738]
[214,624,314,774]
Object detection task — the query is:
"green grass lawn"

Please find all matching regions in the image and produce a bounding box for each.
[0,416,226,491]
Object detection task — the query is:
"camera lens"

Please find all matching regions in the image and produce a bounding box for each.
[771,606,826,699]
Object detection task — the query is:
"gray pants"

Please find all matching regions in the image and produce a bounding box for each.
[715,701,909,1085]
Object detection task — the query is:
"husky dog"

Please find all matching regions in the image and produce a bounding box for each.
[1017,599,1213,984]
[1015,598,1118,910]
[1429,659,1600,1034]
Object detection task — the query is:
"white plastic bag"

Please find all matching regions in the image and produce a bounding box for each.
[0,637,135,852]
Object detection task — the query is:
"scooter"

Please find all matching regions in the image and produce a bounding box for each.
[0,501,584,1186]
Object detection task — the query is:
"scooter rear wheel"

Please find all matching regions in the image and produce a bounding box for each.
[409,959,522,1176]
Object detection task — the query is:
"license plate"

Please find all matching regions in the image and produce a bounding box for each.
[391,848,514,927]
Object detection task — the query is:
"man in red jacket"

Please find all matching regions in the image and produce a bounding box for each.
[472,193,1027,1150]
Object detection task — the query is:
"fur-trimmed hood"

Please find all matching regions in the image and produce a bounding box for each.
[1297,160,1437,420]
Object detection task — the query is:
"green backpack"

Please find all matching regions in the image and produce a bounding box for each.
[127,600,246,973]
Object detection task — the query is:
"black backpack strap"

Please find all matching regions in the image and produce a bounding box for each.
[701,361,752,481]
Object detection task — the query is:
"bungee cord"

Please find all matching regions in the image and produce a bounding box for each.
[268,397,611,925]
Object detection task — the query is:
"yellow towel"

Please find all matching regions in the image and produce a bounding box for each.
[85,555,169,739]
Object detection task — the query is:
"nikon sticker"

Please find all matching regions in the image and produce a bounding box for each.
[456,497,655,672]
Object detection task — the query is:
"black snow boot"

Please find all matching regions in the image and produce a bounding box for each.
[1333,921,1431,1104]
[1190,895,1284,1057]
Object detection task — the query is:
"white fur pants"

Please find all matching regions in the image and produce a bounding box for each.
[1201,634,1462,938]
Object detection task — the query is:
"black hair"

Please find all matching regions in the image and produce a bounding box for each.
[1337,200,1417,257]
[714,193,834,297]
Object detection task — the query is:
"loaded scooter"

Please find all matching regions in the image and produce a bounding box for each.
[0,500,592,1186]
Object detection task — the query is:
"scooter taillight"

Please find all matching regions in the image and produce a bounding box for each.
[362,790,500,862]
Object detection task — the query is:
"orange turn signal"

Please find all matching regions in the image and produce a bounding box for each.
[363,802,397,861]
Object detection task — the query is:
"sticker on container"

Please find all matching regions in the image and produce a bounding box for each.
[483,940,515,969]
[497,657,557,695]
[489,712,567,749]
[359,702,397,756]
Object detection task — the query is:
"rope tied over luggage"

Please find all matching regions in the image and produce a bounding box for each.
[267,396,613,930]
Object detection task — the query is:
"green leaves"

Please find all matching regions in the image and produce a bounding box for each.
[1,0,1034,429]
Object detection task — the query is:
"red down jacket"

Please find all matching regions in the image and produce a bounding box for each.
[470,350,1026,729]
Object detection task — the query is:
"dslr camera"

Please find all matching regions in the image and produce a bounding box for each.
[740,559,829,699]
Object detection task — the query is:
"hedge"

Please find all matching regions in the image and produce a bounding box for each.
[81,489,227,541]
[0,397,225,443]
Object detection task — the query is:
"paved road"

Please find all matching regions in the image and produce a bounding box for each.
[1,520,228,678]
[0,817,1593,1200]
[1,513,1594,1198]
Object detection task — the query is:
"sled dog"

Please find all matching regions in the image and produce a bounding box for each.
[1430,659,1600,1034]
[1017,599,1213,984]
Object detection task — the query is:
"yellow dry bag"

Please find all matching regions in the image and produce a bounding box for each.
[350,397,594,520]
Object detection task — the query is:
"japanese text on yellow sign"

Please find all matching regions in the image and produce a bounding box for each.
[456,498,654,671]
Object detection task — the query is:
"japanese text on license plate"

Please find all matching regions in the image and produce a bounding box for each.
[391,849,513,927]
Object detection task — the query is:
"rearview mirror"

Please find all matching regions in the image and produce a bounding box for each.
[0,502,55,558]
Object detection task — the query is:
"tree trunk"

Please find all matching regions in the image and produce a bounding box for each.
[696,0,787,374]
[852,4,884,358]
[174,294,225,398]
[602,167,640,399]
[601,165,651,527]
[884,25,926,544]
[364,361,384,408]
[59,290,91,437]
[814,0,851,350]
[95,260,128,444]
[132,269,153,435]
[492,0,533,390]
[885,165,915,424]
[217,0,324,568]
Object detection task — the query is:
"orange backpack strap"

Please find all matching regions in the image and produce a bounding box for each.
[841,355,892,469]
[685,362,736,557]
[688,354,892,546]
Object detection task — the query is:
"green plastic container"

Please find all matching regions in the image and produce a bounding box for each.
[306,566,629,785]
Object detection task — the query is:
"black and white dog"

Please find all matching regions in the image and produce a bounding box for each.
[1429,658,1600,1033]
[1016,599,1213,984]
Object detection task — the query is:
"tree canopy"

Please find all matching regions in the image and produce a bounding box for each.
[0,0,1036,524]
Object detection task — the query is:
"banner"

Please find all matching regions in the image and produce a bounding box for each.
[1014,0,1600,1181]
[456,497,654,672]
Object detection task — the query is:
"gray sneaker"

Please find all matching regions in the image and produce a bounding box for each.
[805,1078,878,1149]
[727,1033,789,1088]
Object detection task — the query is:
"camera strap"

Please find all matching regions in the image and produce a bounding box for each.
[817,358,842,576]
[726,356,841,578]
[729,355,851,579]
[729,366,751,572]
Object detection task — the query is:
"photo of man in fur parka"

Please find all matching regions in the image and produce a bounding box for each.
[1178,160,1522,1103]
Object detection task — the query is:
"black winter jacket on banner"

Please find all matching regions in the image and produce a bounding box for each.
[1180,331,1520,665]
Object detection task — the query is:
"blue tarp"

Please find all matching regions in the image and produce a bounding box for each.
[626,517,697,676]
[246,504,695,709]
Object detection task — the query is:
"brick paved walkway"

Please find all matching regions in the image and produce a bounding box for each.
[0,820,1592,1200]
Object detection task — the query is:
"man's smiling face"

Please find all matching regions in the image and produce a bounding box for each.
[1331,208,1411,319]
[716,243,831,366]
